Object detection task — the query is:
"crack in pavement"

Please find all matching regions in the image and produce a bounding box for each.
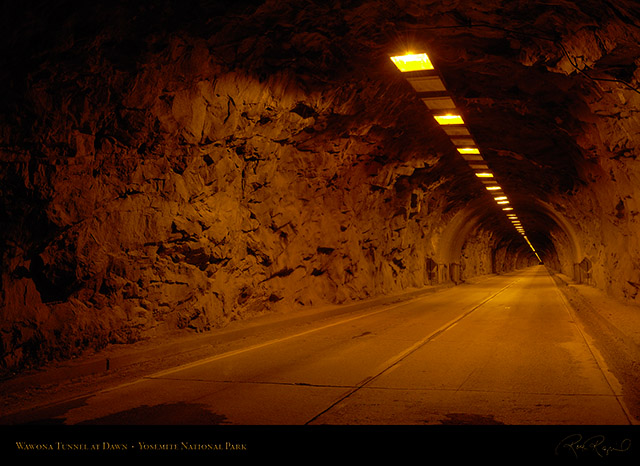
[303,278,522,425]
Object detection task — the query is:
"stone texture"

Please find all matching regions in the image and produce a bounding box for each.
[0,0,639,374]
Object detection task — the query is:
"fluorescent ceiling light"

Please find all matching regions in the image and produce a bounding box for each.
[434,114,464,125]
[390,53,434,72]
[486,186,501,191]
[497,200,510,204]
[494,196,508,201]
[458,147,480,155]
[475,172,494,178]
[502,207,514,211]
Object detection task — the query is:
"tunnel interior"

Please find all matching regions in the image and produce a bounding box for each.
[1,0,640,375]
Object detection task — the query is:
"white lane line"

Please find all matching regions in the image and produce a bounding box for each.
[103,277,524,395]
[304,278,522,424]
[98,297,433,393]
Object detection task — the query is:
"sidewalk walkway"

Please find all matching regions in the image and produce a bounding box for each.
[551,271,640,420]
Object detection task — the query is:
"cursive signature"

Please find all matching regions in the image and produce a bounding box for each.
[555,433,631,458]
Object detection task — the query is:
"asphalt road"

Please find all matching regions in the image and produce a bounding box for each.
[1,266,635,426]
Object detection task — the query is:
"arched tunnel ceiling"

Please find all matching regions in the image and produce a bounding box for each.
[1,0,638,259]
[1,0,640,372]
[369,0,640,255]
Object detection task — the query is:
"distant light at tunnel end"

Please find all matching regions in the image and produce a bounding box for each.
[390,53,434,72]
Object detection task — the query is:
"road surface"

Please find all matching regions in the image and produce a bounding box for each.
[1,266,634,426]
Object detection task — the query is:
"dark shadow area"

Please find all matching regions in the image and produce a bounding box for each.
[78,403,231,425]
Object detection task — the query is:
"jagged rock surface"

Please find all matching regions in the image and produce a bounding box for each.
[0,0,639,374]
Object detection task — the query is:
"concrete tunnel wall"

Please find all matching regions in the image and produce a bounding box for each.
[1,0,640,375]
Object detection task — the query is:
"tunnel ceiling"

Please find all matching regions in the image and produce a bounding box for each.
[1,0,640,372]
[1,0,637,228]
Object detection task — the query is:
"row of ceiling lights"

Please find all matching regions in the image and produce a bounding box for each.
[390,52,542,262]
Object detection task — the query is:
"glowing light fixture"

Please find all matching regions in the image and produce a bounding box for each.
[390,53,434,72]
[391,47,540,264]
[458,147,480,155]
[434,114,464,125]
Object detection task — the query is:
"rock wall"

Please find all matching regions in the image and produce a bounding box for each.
[545,24,640,301]
[0,2,520,374]
[1,0,639,374]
